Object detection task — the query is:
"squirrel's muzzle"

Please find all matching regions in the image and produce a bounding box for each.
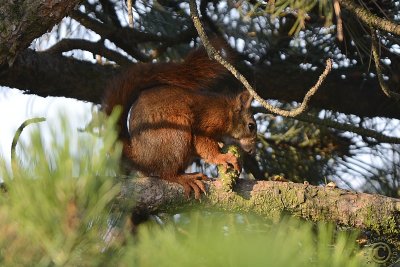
[239,137,257,155]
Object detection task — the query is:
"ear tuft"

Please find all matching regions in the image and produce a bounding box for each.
[235,90,253,111]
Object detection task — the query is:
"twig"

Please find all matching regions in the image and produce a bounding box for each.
[189,0,332,118]
[333,0,343,41]
[370,28,400,100]
[127,0,134,28]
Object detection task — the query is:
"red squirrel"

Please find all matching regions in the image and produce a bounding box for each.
[103,45,257,199]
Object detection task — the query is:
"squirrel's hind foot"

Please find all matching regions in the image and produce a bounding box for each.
[176,173,208,200]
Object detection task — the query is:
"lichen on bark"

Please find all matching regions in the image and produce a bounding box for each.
[122,177,400,250]
[217,145,243,192]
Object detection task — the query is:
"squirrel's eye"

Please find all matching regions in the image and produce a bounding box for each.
[248,122,256,132]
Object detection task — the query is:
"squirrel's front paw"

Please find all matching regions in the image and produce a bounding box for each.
[216,153,241,173]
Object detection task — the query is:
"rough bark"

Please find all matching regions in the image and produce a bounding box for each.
[122,177,400,241]
[0,0,84,66]
[0,49,118,103]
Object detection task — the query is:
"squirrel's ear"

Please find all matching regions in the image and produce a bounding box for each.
[234,90,253,111]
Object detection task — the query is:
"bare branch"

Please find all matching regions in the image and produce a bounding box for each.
[189,0,332,118]
[70,10,151,62]
[46,38,133,66]
[0,49,118,103]
[70,9,196,62]
[333,0,343,41]
[71,9,192,44]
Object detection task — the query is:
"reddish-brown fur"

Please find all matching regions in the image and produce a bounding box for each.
[103,46,257,199]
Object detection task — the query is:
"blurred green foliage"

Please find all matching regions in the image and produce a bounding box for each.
[0,112,373,266]
[0,111,122,266]
[129,212,369,267]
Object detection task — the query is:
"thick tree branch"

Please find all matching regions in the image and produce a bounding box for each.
[0,49,118,103]
[0,0,84,66]
[123,177,400,240]
[1,50,400,121]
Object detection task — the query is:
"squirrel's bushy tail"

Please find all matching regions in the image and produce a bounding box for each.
[102,43,233,140]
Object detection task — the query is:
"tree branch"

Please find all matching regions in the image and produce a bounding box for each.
[0,49,118,103]
[70,10,151,62]
[127,0,134,28]
[2,49,400,121]
[70,9,197,62]
[122,177,400,240]
[46,38,133,66]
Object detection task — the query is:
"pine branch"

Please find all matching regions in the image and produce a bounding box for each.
[340,0,400,35]
[121,177,400,242]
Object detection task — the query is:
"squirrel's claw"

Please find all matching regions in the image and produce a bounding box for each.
[216,153,241,173]
[177,173,208,200]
